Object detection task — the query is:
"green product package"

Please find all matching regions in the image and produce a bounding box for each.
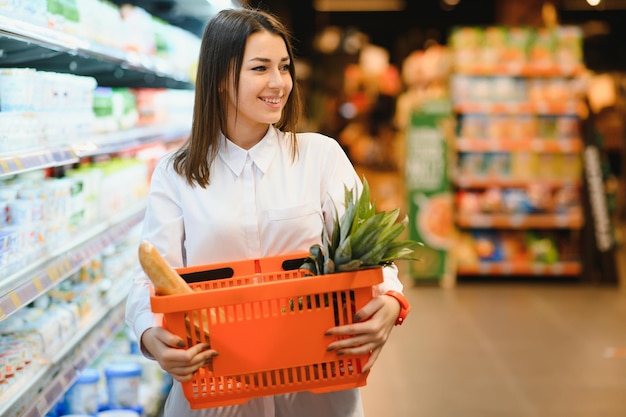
[405,100,455,282]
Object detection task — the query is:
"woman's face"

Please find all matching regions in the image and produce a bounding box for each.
[226,30,293,144]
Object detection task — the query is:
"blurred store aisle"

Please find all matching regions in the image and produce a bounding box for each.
[361,280,626,417]
[355,156,626,417]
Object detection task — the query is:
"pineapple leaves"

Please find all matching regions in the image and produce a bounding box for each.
[300,176,422,275]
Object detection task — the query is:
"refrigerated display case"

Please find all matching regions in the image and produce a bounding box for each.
[0,4,196,416]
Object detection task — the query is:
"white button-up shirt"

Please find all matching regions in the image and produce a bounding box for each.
[125,126,403,417]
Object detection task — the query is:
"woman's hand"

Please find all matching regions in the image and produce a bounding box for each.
[324,294,401,374]
[141,327,218,382]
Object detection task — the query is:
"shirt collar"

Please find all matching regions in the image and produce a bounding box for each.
[219,126,279,177]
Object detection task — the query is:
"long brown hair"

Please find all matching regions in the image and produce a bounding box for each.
[172,7,303,188]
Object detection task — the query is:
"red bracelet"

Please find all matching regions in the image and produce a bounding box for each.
[384,290,411,326]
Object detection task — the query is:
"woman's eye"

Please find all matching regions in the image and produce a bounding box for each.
[252,65,267,72]
[281,64,291,71]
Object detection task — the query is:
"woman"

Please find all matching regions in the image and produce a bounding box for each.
[125,7,406,417]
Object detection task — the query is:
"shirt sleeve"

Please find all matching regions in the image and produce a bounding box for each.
[124,155,185,356]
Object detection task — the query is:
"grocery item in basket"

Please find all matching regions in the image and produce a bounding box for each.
[138,240,192,295]
[301,177,422,275]
[138,240,209,339]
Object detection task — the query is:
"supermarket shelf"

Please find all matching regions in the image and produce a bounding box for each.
[454,63,586,78]
[0,148,78,178]
[454,101,581,116]
[0,294,127,417]
[0,124,189,177]
[455,176,582,189]
[456,137,583,153]
[71,123,190,157]
[457,211,584,229]
[456,261,582,276]
[0,14,194,89]
[0,203,145,322]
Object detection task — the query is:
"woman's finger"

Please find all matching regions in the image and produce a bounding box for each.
[361,347,382,374]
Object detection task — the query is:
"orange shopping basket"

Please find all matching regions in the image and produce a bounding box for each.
[150,253,383,409]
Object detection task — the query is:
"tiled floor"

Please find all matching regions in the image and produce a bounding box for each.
[361,277,626,417]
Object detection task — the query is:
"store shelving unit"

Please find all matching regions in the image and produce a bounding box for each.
[0,14,193,89]
[449,26,587,278]
[0,11,193,417]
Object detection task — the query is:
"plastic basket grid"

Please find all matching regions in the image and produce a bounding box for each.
[150,253,383,409]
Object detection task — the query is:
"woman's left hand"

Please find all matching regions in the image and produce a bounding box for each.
[324,294,401,373]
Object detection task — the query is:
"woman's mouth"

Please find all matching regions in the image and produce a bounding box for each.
[260,97,281,104]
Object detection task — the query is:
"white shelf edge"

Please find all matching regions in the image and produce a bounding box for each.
[0,203,145,321]
[0,293,128,417]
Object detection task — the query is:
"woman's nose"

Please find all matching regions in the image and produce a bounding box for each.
[268,69,285,88]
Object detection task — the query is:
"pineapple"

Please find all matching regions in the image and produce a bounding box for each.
[301,177,422,275]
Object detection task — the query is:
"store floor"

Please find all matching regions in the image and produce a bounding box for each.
[352,163,626,417]
[360,277,626,417]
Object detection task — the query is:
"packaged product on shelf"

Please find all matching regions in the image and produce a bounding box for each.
[483,152,511,177]
[449,26,483,72]
[480,187,504,213]
[556,115,579,139]
[505,26,532,64]
[525,232,559,263]
[481,26,508,67]
[457,152,484,177]
[63,368,101,416]
[510,152,537,180]
[103,362,142,410]
[502,188,532,213]
[516,114,537,139]
[560,153,582,181]
[472,230,502,261]
[529,27,556,67]
[554,26,584,70]
[0,68,37,112]
[459,114,484,138]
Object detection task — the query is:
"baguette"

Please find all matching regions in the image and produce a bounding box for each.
[138,241,210,342]
[138,240,193,295]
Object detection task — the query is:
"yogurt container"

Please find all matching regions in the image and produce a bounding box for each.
[64,367,101,415]
[104,362,142,409]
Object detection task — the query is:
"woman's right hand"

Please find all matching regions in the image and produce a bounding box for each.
[141,326,218,382]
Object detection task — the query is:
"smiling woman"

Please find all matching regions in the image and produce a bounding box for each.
[125,6,408,417]
[225,31,294,149]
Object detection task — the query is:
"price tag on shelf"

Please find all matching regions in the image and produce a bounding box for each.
[558,139,573,153]
[16,281,38,305]
[32,277,44,293]
[502,102,518,114]
[535,101,549,115]
[530,139,545,152]
[487,138,501,151]
[0,158,9,174]
[501,262,514,275]
[473,215,494,228]
[47,265,60,283]
[9,291,21,309]
[531,263,546,275]
[555,213,569,228]
[478,263,492,275]
[552,263,564,275]
[509,214,525,228]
